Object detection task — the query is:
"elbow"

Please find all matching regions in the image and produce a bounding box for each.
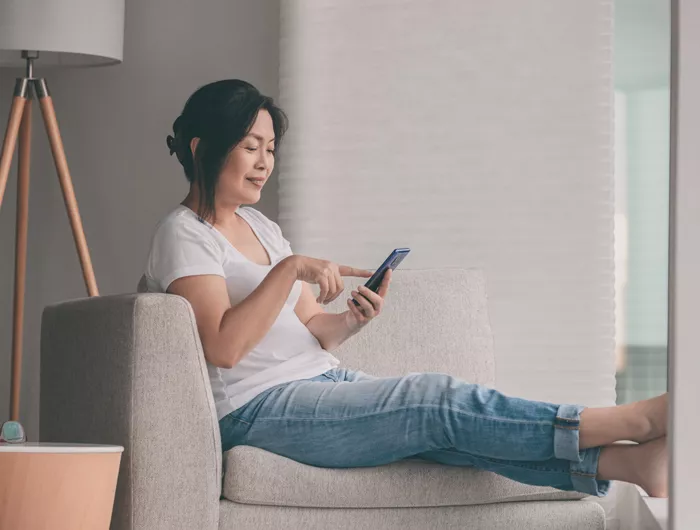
[214,357,236,370]
[218,348,242,369]
[205,343,242,370]
[210,355,237,370]
[311,333,329,352]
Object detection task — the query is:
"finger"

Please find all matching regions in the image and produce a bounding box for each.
[327,271,345,303]
[347,298,368,322]
[357,285,381,308]
[351,289,375,317]
[339,265,374,278]
[317,277,328,304]
[324,273,338,304]
[378,269,392,298]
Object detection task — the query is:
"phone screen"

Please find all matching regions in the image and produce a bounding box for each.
[352,248,410,306]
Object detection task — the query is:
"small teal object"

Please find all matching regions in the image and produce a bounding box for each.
[0,421,26,443]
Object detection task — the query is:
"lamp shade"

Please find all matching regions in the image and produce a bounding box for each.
[0,0,125,68]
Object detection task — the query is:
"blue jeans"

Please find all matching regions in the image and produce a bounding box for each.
[219,367,611,497]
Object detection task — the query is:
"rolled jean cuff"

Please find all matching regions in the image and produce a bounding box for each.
[553,403,585,462]
[570,446,612,497]
[553,403,611,497]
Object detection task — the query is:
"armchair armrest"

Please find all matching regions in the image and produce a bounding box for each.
[40,293,221,530]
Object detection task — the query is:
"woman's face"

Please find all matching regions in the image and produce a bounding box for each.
[217,109,276,206]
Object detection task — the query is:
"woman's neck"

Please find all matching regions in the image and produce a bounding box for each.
[181,188,241,229]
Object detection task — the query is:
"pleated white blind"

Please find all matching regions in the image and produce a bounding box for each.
[278,0,615,407]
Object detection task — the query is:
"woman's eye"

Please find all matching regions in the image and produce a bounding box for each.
[245,146,274,155]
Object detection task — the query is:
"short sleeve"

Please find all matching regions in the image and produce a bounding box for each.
[146,217,226,292]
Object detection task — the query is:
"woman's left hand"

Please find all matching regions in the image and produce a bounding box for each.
[344,268,392,331]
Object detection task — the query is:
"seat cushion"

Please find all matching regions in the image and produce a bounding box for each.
[223,445,588,509]
[218,497,607,530]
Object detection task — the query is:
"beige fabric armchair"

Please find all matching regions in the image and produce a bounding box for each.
[39,268,605,529]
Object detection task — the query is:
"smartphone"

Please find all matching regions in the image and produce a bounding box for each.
[352,248,411,306]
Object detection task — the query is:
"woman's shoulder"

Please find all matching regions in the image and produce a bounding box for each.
[156,204,209,230]
[149,204,218,246]
[143,204,225,293]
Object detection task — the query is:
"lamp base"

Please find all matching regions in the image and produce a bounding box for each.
[0,421,26,443]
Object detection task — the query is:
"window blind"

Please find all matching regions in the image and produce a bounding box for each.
[278,0,615,407]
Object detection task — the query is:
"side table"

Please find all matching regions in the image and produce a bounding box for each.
[0,442,123,530]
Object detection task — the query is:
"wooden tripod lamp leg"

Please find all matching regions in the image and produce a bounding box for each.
[34,79,99,297]
[0,82,28,212]
[10,95,32,423]
[0,80,30,422]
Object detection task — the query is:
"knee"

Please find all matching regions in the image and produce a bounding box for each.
[403,372,463,405]
[409,372,495,410]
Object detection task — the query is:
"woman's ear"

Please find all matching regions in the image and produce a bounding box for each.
[190,137,200,157]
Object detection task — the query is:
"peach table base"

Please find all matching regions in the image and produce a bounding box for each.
[0,452,121,530]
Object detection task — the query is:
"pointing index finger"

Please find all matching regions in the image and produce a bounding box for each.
[339,265,373,278]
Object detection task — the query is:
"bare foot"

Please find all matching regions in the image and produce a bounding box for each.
[631,393,668,443]
[633,436,668,498]
[580,393,668,449]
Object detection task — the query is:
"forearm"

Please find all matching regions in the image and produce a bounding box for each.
[306,311,361,352]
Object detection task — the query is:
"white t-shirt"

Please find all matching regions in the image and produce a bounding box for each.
[142,204,340,420]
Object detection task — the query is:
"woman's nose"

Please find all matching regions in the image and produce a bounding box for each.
[256,151,272,170]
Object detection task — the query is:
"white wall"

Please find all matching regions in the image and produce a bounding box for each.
[669,0,700,525]
[278,0,616,407]
[0,0,281,440]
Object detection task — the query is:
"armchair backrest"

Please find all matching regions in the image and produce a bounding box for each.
[323,268,496,386]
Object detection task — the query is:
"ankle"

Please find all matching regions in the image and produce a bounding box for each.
[621,402,653,443]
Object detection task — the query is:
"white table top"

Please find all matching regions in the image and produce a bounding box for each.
[0,442,124,453]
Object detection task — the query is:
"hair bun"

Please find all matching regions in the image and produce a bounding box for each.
[166,134,177,156]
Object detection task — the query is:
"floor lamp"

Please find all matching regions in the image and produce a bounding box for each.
[0,0,125,442]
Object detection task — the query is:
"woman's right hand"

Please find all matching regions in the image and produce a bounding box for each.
[286,255,374,305]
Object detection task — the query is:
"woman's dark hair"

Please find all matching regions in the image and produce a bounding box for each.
[166,79,289,224]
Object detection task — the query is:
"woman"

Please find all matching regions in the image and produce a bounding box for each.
[144,79,668,499]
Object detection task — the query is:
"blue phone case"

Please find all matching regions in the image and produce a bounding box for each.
[352,248,411,306]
